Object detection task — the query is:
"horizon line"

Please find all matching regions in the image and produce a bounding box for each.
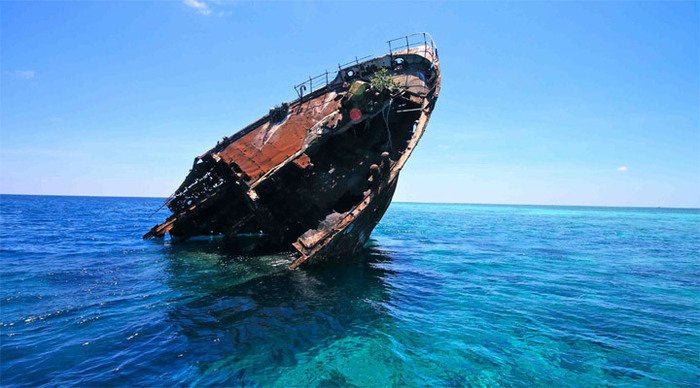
[1,193,698,211]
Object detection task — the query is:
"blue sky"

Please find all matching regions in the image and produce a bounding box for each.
[1,1,698,207]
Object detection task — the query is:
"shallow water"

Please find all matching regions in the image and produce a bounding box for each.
[1,195,698,386]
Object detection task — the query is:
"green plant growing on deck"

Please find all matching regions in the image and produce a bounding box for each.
[370,68,400,94]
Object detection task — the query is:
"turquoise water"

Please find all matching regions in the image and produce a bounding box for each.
[1,195,698,386]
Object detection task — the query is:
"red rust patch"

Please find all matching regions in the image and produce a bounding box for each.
[292,153,312,169]
[218,93,340,180]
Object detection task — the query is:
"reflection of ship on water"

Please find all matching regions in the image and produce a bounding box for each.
[159,242,395,385]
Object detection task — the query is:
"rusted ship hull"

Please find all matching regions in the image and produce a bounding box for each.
[145,33,441,269]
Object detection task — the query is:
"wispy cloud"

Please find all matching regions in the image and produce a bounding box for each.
[617,165,629,172]
[13,70,37,80]
[183,0,211,15]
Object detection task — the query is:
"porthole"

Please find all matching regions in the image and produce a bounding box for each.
[346,69,355,78]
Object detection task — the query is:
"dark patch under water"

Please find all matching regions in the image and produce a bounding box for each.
[1,195,698,386]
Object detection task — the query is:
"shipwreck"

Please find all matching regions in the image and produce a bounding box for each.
[144,33,441,269]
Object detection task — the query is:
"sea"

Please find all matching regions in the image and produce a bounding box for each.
[0,194,698,387]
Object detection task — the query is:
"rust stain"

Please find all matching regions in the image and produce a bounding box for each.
[292,153,312,170]
[218,93,341,180]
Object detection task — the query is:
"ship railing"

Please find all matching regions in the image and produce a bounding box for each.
[387,32,438,63]
[293,33,438,100]
[293,55,372,100]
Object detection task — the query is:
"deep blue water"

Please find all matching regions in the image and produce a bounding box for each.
[1,195,698,386]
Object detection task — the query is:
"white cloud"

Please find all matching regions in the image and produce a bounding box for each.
[617,165,629,172]
[14,70,36,80]
[183,0,211,15]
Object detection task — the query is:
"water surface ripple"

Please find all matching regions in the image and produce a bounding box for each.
[1,195,698,386]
